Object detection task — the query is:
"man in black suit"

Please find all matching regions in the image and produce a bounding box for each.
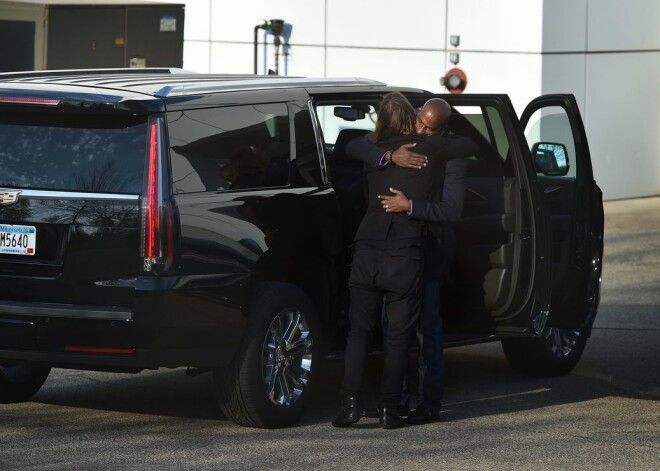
[344,98,477,425]
[332,93,474,429]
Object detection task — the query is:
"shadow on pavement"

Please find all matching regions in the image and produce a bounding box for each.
[29,318,657,429]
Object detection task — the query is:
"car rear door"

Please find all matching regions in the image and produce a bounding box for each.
[520,94,604,333]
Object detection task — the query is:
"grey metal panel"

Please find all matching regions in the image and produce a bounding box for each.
[0,20,35,72]
[47,7,125,69]
[126,6,184,68]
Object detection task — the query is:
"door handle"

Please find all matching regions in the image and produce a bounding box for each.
[544,186,562,196]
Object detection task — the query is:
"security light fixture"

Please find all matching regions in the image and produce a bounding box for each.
[440,67,468,94]
[269,19,284,36]
[450,35,460,47]
[450,52,460,65]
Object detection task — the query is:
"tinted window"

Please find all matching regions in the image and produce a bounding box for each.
[291,104,324,187]
[451,105,506,177]
[486,106,510,160]
[168,104,291,194]
[0,112,147,193]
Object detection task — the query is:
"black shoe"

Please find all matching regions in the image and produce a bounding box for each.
[361,404,409,419]
[361,406,380,419]
[332,396,360,428]
[405,404,441,425]
[379,406,406,429]
[397,404,411,417]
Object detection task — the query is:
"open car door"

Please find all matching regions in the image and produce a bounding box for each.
[409,94,545,337]
[520,94,604,334]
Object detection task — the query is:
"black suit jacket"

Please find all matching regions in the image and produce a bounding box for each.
[346,133,476,226]
[409,158,467,223]
[352,134,467,244]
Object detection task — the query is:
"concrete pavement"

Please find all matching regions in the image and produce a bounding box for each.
[0,197,658,470]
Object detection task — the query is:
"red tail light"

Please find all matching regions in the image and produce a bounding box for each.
[145,122,160,260]
[141,118,176,273]
[0,96,60,105]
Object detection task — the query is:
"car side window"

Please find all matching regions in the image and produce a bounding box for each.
[290,104,325,187]
[314,104,377,149]
[449,106,507,177]
[168,104,291,194]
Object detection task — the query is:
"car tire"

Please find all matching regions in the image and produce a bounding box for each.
[215,282,319,428]
[0,364,51,403]
[501,327,587,377]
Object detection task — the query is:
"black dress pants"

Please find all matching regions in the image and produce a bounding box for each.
[340,243,423,408]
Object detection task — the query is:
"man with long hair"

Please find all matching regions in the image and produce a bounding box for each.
[332,92,470,429]
[352,98,475,425]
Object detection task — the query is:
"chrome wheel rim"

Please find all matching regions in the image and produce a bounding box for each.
[543,328,580,359]
[262,309,313,407]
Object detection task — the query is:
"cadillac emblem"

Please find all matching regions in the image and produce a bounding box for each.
[0,190,21,205]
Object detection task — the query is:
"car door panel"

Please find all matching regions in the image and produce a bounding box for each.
[521,95,603,332]
[538,176,575,282]
[451,175,516,314]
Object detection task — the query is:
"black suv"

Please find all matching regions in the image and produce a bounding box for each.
[0,69,603,428]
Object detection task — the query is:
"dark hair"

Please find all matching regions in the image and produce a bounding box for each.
[369,92,416,143]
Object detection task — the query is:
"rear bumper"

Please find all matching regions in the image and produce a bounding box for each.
[0,300,132,321]
[0,347,236,371]
[0,274,249,370]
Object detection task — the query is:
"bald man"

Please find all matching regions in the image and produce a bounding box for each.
[346,98,477,424]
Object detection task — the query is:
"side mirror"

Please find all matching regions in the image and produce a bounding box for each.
[531,142,569,176]
[333,106,366,122]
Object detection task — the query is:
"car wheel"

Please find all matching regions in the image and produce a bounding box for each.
[215,282,318,428]
[0,364,51,403]
[501,327,587,377]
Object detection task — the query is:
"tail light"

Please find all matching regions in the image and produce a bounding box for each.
[0,96,60,106]
[141,118,176,273]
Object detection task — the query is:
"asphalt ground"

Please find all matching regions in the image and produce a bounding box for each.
[1,197,659,470]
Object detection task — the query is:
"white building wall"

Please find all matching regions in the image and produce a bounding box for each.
[447,0,544,53]
[541,0,660,199]
[149,0,659,200]
[587,0,660,51]
[445,0,545,112]
[542,0,588,52]
[327,0,446,50]
[586,0,660,199]
[584,51,660,200]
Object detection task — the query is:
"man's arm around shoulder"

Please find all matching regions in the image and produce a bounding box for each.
[345,135,386,167]
[346,135,428,169]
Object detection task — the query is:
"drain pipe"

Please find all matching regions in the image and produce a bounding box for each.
[253,21,269,74]
[281,23,292,76]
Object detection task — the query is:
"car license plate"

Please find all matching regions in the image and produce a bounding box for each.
[0,224,36,256]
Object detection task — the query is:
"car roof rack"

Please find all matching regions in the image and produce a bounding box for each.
[0,70,387,97]
[0,68,191,80]
[152,77,387,97]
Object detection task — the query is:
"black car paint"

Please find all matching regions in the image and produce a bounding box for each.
[0,75,602,374]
